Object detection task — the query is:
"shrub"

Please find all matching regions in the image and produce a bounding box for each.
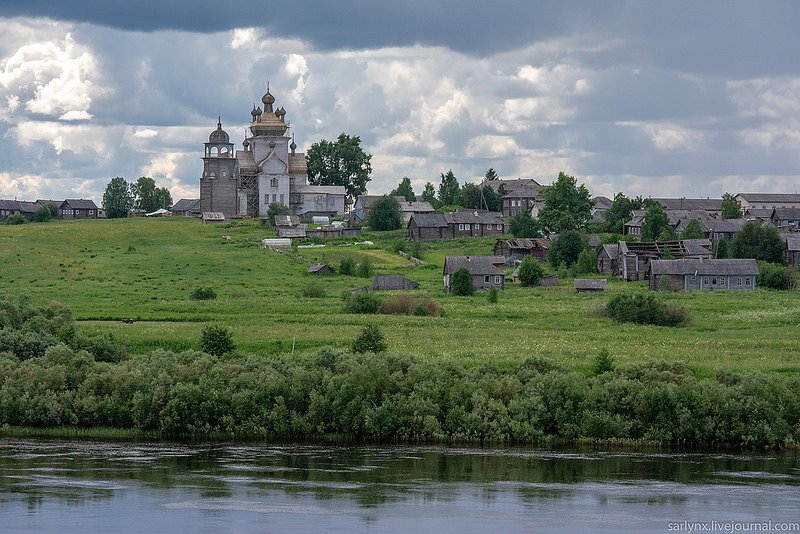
[190,287,217,300]
[379,295,441,316]
[200,325,235,356]
[592,348,614,376]
[549,230,585,268]
[575,248,596,274]
[367,196,403,231]
[758,261,796,290]
[391,240,407,254]
[342,292,380,314]
[659,275,678,292]
[71,333,128,363]
[33,205,53,222]
[411,241,425,260]
[351,325,387,353]
[604,294,691,327]
[451,268,474,295]
[4,214,27,225]
[518,257,544,287]
[0,329,57,360]
[487,287,498,303]
[300,282,326,298]
[266,202,291,226]
[356,256,373,278]
[339,257,356,276]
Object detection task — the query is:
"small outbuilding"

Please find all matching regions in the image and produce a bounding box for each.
[308,263,334,275]
[493,238,550,262]
[202,212,226,224]
[575,278,607,293]
[370,274,420,290]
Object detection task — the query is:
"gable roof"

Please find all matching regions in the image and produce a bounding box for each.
[652,198,723,211]
[370,274,420,290]
[772,208,800,220]
[307,263,332,273]
[395,197,435,213]
[409,212,448,227]
[62,199,98,210]
[171,198,200,212]
[484,178,540,194]
[650,258,759,276]
[784,234,800,252]
[496,238,550,251]
[600,243,619,260]
[592,196,613,209]
[736,193,800,204]
[274,214,301,227]
[444,255,505,275]
[0,199,41,213]
[444,209,504,225]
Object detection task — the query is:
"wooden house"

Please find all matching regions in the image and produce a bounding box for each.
[60,199,99,220]
[596,244,619,275]
[617,239,712,281]
[652,197,723,217]
[673,218,747,243]
[771,208,800,230]
[307,263,334,275]
[171,198,201,217]
[575,279,607,292]
[784,234,800,268]
[735,193,800,212]
[493,238,550,262]
[649,258,759,291]
[408,210,504,241]
[396,198,435,223]
[0,199,41,221]
[443,256,505,292]
[370,274,420,290]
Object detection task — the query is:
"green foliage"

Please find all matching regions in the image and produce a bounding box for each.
[391,177,416,202]
[538,172,593,232]
[266,203,291,226]
[518,257,544,287]
[367,195,403,231]
[356,256,373,278]
[487,287,499,303]
[102,176,133,218]
[189,287,217,300]
[642,204,670,241]
[603,193,645,234]
[658,275,678,292]
[658,227,677,242]
[549,230,585,268]
[421,182,439,208]
[509,212,542,238]
[721,192,742,219]
[731,221,787,264]
[604,294,691,327]
[306,133,373,199]
[131,176,172,212]
[339,257,356,276]
[3,214,27,225]
[680,219,705,240]
[451,268,474,296]
[342,292,381,314]
[661,246,673,260]
[300,282,326,298]
[351,324,387,353]
[33,205,53,222]
[484,168,498,181]
[200,325,235,356]
[757,261,796,290]
[379,295,440,316]
[437,170,462,207]
[715,238,730,259]
[592,348,614,376]
[575,248,597,275]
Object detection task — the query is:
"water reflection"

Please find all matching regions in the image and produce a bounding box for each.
[0,439,798,533]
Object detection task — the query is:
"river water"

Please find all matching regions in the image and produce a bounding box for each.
[0,438,797,533]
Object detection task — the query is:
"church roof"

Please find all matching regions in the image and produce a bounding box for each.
[208,117,230,143]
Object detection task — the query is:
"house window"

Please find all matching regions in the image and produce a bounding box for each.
[495,276,501,284]
[745,277,751,286]
[720,278,726,286]
[459,224,464,231]
[485,224,491,230]
[497,224,502,230]
[484,275,490,283]
[222,171,227,177]
[264,194,269,203]
[88,210,94,215]
[711,277,717,285]
[737,277,742,286]
[703,277,709,285]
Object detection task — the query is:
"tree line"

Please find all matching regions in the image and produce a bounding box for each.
[102,176,172,218]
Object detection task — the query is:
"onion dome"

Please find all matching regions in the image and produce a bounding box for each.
[243,138,250,148]
[261,89,275,112]
[250,104,261,119]
[208,116,230,143]
[275,106,286,121]
[289,137,297,153]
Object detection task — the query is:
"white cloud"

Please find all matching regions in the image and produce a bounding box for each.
[230,28,261,50]
[284,53,309,106]
[0,171,47,198]
[133,128,159,139]
[618,121,704,151]
[58,110,93,121]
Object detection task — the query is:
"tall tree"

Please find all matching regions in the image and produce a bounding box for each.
[367,195,403,231]
[131,176,157,212]
[641,203,670,241]
[680,219,705,239]
[306,133,372,200]
[548,230,585,268]
[461,182,482,209]
[604,193,644,233]
[421,182,439,208]
[538,172,593,233]
[484,168,499,181]
[721,192,743,219]
[437,170,462,207]
[731,221,787,264]
[102,177,133,218]
[509,212,542,238]
[390,177,416,202]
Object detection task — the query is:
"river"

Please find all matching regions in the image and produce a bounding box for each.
[0,438,797,533]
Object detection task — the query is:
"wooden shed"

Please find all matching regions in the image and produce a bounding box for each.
[574,279,607,293]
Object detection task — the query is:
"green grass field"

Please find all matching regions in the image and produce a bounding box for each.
[1,217,798,376]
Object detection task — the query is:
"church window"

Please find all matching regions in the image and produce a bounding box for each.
[280,194,285,203]
[272,194,277,203]
[271,178,279,188]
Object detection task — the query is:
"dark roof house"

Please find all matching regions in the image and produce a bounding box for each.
[443,255,505,292]
[171,198,201,217]
[650,258,758,291]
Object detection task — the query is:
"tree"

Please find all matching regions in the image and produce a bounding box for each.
[483,184,504,211]
[715,238,730,259]
[538,172,593,232]
[484,168,499,181]
[437,170,462,207]
[391,177,416,202]
[721,192,742,219]
[509,212,542,238]
[154,187,172,210]
[518,257,544,287]
[680,219,705,240]
[641,203,670,241]
[266,202,291,226]
[548,230,585,268]
[351,325,387,353]
[461,182,482,209]
[451,268,474,295]
[592,348,614,376]
[306,133,372,199]
[200,325,235,356]
[575,248,597,274]
[3,214,27,225]
[367,195,402,231]
[102,177,133,218]
[603,193,645,233]
[421,182,438,208]
[731,221,787,264]
[33,205,53,222]
[131,176,157,212]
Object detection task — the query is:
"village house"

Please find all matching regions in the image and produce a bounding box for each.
[614,239,712,281]
[59,199,99,220]
[0,199,42,221]
[652,197,723,217]
[770,208,800,230]
[351,195,381,224]
[591,196,613,223]
[500,180,541,218]
[307,263,334,275]
[171,198,201,217]
[369,274,420,291]
[443,255,505,292]
[673,218,748,243]
[649,258,759,291]
[597,244,619,275]
[784,234,800,268]
[622,210,646,236]
[735,193,800,212]
[493,238,550,262]
[408,209,505,241]
[396,198,435,223]
[575,279,607,293]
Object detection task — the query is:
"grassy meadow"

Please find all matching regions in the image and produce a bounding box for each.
[1,216,798,377]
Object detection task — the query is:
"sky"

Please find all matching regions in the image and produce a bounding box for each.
[1,1,799,203]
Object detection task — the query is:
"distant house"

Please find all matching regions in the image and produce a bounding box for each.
[771,208,800,230]
[652,198,723,217]
[0,199,41,221]
[493,238,550,262]
[735,193,800,212]
[597,244,619,275]
[616,239,712,281]
[395,197,435,223]
[784,234,800,268]
[623,210,646,236]
[291,185,346,221]
[351,195,382,224]
[443,255,505,292]
[673,218,748,243]
[369,274,420,290]
[408,209,505,241]
[575,279,607,292]
[202,212,226,224]
[274,214,302,228]
[308,263,334,275]
[650,258,759,291]
[500,180,541,218]
[59,199,99,220]
[171,198,201,217]
[591,196,613,223]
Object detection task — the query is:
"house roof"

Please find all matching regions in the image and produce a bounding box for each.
[575,278,606,290]
[650,258,759,276]
[444,255,505,275]
[496,238,550,250]
[293,185,346,195]
[783,234,800,252]
[409,212,448,228]
[665,209,710,225]
[484,178,540,194]
[592,196,613,209]
[772,208,800,220]
[0,199,41,213]
[307,263,332,273]
[202,212,225,221]
[395,197,435,213]
[370,274,420,290]
[171,198,200,212]
[353,195,382,209]
[744,208,774,219]
[600,243,619,260]
[652,198,723,211]
[444,209,504,225]
[62,199,98,209]
[277,228,307,238]
[736,193,800,204]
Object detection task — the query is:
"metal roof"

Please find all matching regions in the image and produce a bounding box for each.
[443,255,505,275]
[62,199,98,209]
[171,198,200,212]
[650,258,759,276]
